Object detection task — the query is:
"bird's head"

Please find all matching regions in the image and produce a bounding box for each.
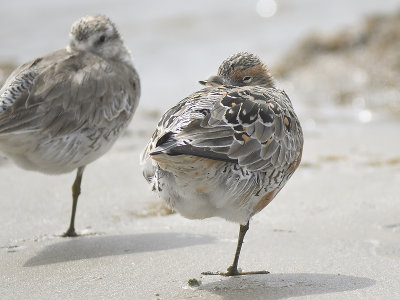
[69,15,131,63]
[211,52,275,88]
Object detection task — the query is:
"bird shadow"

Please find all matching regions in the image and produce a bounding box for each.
[199,273,375,299]
[24,232,215,267]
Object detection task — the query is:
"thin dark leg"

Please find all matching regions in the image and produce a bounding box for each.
[202,221,269,276]
[226,221,250,275]
[62,166,85,237]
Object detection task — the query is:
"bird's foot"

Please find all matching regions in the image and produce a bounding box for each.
[61,228,78,237]
[202,265,269,276]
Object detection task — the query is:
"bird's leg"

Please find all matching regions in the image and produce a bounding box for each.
[62,166,85,237]
[225,221,250,276]
[202,221,269,276]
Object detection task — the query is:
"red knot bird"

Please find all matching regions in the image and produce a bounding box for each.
[141,52,303,276]
[0,15,140,237]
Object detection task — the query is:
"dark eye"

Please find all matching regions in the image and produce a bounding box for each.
[98,35,106,43]
[243,76,252,83]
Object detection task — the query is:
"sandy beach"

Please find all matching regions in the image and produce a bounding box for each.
[1,112,399,299]
[1,1,400,299]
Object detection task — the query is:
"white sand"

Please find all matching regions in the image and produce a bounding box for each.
[1,111,399,299]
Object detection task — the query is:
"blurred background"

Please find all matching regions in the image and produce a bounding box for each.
[0,0,399,125]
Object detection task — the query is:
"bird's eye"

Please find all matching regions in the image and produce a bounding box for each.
[243,76,252,83]
[98,35,106,43]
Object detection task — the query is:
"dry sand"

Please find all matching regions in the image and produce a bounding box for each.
[0,111,399,299]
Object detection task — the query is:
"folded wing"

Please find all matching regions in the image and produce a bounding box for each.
[147,86,302,172]
[0,50,139,137]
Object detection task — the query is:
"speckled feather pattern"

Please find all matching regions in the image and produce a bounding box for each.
[142,84,303,224]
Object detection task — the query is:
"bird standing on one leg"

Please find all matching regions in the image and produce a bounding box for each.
[141,52,303,275]
[0,15,140,237]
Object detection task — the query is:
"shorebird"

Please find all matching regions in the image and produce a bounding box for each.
[0,15,140,237]
[141,52,303,276]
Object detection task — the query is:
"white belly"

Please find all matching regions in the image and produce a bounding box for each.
[0,128,119,174]
[148,154,281,225]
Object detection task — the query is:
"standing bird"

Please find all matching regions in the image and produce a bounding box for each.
[141,52,303,276]
[0,15,140,237]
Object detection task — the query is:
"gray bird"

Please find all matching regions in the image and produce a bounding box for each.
[0,15,140,237]
[141,52,303,276]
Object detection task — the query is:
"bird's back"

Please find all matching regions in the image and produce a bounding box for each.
[0,48,140,173]
[142,85,303,224]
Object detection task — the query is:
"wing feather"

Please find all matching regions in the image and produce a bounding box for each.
[146,86,302,172]
[0,49,140,137]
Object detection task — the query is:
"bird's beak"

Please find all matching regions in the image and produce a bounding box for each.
[198,80,208,86]
[199,75,224,87]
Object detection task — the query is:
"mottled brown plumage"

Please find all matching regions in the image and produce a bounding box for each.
[142,52,302,275]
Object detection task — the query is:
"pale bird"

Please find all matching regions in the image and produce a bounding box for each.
[0,15,140,237]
